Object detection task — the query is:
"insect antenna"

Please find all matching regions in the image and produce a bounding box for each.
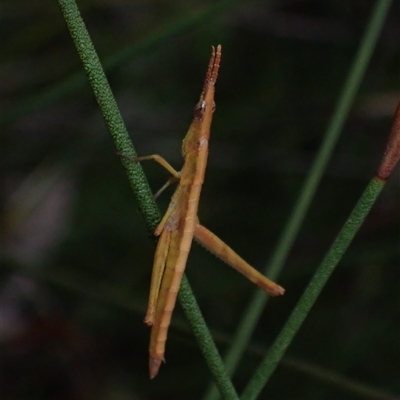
[199,45,221,100]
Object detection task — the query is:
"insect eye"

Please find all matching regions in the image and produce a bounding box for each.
[193,100,206,120]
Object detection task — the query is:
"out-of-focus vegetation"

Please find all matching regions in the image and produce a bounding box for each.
[1,1,399,399]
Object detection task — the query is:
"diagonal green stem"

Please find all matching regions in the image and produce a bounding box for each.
[241,177,386,400]
[56,0,158,230]
[203,1,393,398]
[179,276,240,400]
[56,0,238,398]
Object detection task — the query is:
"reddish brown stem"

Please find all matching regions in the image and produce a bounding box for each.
[376,101,400,181]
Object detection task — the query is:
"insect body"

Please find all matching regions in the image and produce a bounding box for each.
[135,45,284,378]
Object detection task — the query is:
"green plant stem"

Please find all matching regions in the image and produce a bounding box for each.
[179,276,240,400]
[240,177,386,400]
[2,0,241,127]
[56,0,158,229]
[203,1,393,398]
[56,0,238,398]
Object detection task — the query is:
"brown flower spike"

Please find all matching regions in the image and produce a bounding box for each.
[376,101,400,181]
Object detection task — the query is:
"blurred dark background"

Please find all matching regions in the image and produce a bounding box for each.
[1,1,399,399]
